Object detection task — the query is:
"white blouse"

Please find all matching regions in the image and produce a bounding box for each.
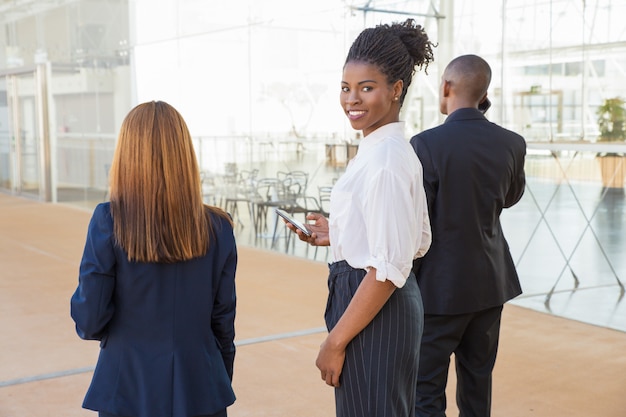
[329,122,431,288]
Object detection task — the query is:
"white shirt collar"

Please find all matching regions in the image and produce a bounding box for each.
[358,122,405,152]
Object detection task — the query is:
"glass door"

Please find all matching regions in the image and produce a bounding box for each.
[14,73,41,198]
[0,65,52,200]
[0,78,11,190]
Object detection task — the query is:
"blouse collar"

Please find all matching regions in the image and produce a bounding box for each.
[358,122,405,153]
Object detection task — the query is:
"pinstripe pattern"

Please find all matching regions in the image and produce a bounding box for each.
[326,261,423,417]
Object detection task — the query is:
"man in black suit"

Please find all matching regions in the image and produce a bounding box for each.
[410,54,526,417]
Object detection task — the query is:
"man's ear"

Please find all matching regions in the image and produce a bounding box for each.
[442,79,451,97]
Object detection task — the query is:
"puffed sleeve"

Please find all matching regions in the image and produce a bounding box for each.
[363,168,421,288]
[70,203,116,342]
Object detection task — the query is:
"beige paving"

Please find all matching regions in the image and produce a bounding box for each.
[1,193,625,417]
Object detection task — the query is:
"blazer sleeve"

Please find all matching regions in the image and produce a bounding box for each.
[211,217,238,380]
[504,135,527,208]
[410,133,438,211]
[70,204,116,342]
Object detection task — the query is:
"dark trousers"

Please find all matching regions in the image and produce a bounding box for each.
[414,305,503,417]
[326,260,423,417]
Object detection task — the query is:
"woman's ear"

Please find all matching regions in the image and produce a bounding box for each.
[393,80,404,101]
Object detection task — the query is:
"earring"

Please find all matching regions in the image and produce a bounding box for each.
[394,97,399,101]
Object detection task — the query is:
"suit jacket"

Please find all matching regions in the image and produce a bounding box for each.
[71,203,237,417]
[410,108,526,315]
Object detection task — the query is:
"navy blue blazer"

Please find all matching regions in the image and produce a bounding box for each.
[71,203,237,417]
[410,108,526,315]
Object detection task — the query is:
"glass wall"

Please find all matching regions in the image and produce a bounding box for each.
[127,0,626,168]
[3,1,625,203]
[131,0,353,173]
[0,0,130,206]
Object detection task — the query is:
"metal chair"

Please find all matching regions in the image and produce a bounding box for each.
[222,169,259,228]
[317,185,332,217]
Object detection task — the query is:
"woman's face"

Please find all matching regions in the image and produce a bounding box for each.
[340,61,400,137]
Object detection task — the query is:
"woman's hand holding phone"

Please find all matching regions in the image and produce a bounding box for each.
[280,211,330,247]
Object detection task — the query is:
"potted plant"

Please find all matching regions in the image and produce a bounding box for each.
[596,97,626,189]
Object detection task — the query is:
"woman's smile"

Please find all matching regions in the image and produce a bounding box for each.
[347,109,367,120]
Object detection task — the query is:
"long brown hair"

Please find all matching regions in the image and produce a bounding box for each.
[108,100,230,263]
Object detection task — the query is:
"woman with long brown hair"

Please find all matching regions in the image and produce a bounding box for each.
[71,101,237,417]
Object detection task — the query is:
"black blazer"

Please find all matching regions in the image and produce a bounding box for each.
[71,203,237,417]
[410,108,526,315]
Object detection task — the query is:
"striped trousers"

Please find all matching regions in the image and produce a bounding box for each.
[326,260,423,417]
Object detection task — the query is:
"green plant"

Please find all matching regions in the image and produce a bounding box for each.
[597,97,626,142]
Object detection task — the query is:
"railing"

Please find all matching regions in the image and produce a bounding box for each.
[502,140,625,313]
[56,133,116,191]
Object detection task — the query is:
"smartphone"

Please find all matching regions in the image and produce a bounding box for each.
[478,98,491,114]
[275,208,311,236]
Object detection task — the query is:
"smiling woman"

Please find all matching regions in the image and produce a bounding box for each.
[285,18,435,417]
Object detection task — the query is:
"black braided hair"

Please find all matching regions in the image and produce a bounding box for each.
[345,19,435,104]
